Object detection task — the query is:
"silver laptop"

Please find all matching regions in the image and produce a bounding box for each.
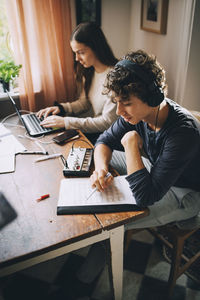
[7,92,59,137]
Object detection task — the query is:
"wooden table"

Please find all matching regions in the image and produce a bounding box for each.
[0,119,149,300]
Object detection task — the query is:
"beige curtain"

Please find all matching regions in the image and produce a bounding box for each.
[6,0,76,112]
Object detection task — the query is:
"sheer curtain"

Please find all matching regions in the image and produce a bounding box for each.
[6,0,76,112]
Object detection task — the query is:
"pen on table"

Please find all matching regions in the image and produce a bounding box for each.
[35,153,62,162]
[36,194,50,202]
[86,172,112,201]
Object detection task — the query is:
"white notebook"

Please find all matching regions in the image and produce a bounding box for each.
[57,175,139,214]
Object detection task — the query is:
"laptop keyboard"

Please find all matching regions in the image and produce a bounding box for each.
[22,114,53,134]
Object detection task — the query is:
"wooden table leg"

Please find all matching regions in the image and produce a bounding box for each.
[109,225,124,300]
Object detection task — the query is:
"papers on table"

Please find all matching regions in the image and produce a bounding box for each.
[0,124,26,173]
[0,124,11,138]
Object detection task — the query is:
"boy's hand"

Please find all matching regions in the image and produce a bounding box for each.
[90,170,113,192]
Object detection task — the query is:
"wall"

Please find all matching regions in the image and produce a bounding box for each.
[101,0,200,111]
[101,0,131,59]
[101,0,185,99]
[70,0,131,59]
[128,0,187,101]
[182,0,200,111]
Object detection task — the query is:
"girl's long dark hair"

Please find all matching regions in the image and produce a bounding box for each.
[71,22,118,98]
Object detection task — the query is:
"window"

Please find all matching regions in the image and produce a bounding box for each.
[0,0,19,94]
[0,0,13,61]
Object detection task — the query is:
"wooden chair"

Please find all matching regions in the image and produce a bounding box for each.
[125,222,200,298]
[124,110,200,298]
[148,224,200,298]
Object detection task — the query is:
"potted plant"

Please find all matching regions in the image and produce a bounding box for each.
[0,60,22,92]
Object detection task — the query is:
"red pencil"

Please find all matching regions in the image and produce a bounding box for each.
[36,194,50,202]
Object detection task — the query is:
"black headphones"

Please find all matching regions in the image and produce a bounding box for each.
[116,59,164,107]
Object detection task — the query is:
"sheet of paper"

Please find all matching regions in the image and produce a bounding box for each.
[58,175,136,207]
[0,135,26,173]
[0,153,15,173]
[0,135,15,173]
[0,124,11,138]
[0,135,26,154]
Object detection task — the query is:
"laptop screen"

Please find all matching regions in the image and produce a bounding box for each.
[6,91,24,123]
[6,91,60,137]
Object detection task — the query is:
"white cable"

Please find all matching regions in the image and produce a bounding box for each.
[34,140,47,154]
[1,112,18,124]
[23,132,53,144]
[1,110,32,124]
[2,122,24,129]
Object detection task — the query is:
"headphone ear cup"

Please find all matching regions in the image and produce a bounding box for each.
[148,86,164,107]
[148,83,156,93]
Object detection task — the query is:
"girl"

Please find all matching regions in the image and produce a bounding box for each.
[37,22,118,143]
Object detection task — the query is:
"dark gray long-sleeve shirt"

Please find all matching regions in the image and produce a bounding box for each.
[95,99,200,208]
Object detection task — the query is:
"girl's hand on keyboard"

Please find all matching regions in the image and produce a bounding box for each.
[40,115,65,128]
[37,106,60,119]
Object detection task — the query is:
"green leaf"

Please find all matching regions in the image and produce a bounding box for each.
[0,60,22,83]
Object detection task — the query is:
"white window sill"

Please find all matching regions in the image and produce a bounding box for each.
[0,92,19,101]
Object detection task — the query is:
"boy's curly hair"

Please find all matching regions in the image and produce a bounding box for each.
[104,49,168,104]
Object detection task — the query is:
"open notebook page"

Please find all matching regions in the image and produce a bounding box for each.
[57,176,139,214]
